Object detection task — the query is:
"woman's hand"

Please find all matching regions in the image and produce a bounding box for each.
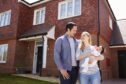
[88,54,104,61]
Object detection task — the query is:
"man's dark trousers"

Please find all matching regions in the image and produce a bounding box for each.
[60,67,78,84]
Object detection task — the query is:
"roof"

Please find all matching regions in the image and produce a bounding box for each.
[19,24,51,38]
[110,19,126,46]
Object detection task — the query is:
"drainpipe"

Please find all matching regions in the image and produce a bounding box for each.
[97,0,103,82]
[97,0,100,46]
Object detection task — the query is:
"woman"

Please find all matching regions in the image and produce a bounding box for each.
[76,31,104,84]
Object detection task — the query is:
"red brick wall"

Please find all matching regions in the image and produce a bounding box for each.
[17,3,33,36]
[100,0,115,42]
[0,39,16,73]
[14,41,35,73]
[0,0,19,40]
[0,0,19,73]
[25,41,35,71]
[14,41,28,70]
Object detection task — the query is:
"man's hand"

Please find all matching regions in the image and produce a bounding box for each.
[60,69,70,80]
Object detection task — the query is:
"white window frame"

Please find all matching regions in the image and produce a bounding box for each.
[0,10,11,27]
[0,44,8,63]
[109,16,113,30]
[58,0,82,20]
[33,7,46,25]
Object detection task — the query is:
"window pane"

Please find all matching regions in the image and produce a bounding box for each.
[0,44,8,62]
[40,10,43,23]
[3,13,7,26]
[0,47,2,61]
[0,15,1,26]
[40,9,45,23]
[4,12,8,25]
[0,45,4,61]
[67,1,73,17]
[109,17,113,29]
[6,12,11,25]
[60,3,66,19]
[36,11,40,24]
[3,45,8,61]
[1,14,5,26]
[74,0,81,16]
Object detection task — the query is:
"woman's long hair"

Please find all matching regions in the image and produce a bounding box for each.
[79,31,92,51]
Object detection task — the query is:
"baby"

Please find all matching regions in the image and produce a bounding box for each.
[82,46,104,73]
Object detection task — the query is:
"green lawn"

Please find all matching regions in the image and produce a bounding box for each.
[0,74,57,84]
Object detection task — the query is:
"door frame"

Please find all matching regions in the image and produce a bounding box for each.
[32,41,43,74]
[32,36,48,74]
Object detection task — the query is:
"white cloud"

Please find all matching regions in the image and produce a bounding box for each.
[108,0,126,20]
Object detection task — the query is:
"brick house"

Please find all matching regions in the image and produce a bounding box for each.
[0,0,120,80]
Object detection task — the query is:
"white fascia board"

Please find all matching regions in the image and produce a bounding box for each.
[110,45,126,48]
[18,0,51,7]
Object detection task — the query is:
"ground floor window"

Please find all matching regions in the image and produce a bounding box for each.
[0,44,8,63]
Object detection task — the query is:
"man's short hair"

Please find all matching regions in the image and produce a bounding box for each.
[66,22,77,31]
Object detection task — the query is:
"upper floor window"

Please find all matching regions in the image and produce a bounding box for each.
[0,44,8,63]
[33,7,46,25]
[58,0,81,20]
[109,16,113,30]
[0,10,11,27]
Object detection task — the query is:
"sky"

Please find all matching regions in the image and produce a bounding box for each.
[108,0,126,20]
[25,0,126,20]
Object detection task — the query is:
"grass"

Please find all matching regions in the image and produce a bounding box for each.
[0,74,58,84]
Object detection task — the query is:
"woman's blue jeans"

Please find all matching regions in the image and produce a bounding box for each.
[79,71,101,84]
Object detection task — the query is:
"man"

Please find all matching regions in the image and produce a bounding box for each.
[54,22,79,84]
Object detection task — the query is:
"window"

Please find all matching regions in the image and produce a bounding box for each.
[109,16,113,29]
[33,7,46,25]
[0,44,8,63]
[0,10,11,27]
[58,0,81,19]
[74,0,81,16]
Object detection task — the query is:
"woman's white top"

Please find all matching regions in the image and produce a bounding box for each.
[76,45,100,75]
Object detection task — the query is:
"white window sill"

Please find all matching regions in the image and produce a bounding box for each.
[0,24,10,28]
[33,22,44,26]
[58,14,81,20]
[0,61,6,63]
